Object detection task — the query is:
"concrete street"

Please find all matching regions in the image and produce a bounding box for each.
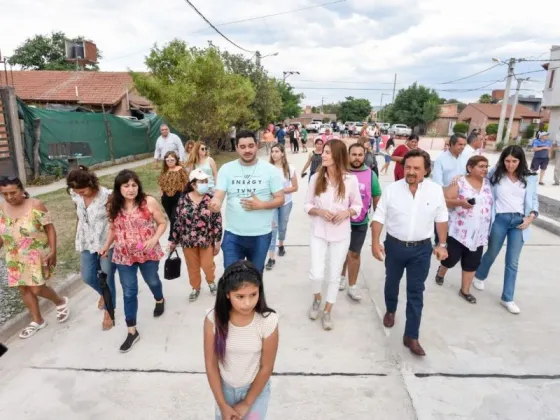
[1,150,559,419]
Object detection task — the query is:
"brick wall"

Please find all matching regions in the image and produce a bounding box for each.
[0,100,10,159]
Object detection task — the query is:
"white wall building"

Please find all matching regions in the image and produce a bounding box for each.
[542,45,560,142]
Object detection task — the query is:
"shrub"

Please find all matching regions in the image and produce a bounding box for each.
[524,124,535,139]
[496,141,505,151]
[453,122,469,135]
[486,123,498,135]
[520,138,530,147]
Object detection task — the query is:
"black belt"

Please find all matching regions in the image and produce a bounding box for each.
[387,234,431,248]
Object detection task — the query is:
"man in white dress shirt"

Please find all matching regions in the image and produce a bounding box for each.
[463,131,483,159]
[153,124,185,164]
[371,149,449,356]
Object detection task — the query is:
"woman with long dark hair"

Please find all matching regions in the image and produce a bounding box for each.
[266,143,298,270]
[473,145,539,314]
[100,170,167,352]
[380,136,395,175]
[300,138,324,182]
[169,169,222,302]
[67,166,117,330]
[304,139,362,330]
[204,260,279,420]
[158,151,188,241]
[0,176,69,339]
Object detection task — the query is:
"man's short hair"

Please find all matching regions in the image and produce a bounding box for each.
[450,133,467,146]
[235,130,257,143]
[403,149,432,176]
[349,142,365,153]
[467,132,479,145]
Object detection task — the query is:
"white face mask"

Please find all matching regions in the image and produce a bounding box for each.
[196,183,209,194]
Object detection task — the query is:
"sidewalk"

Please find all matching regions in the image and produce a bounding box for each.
[0,152,559,419]
[25,157,153,197]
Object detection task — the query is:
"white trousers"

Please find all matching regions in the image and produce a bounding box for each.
[309,235,351,304]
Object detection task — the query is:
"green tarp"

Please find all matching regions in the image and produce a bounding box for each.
[18,100,182,174]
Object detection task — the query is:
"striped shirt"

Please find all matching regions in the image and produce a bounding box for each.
[207,309,279,388]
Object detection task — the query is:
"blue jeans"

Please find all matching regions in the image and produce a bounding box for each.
[80,249,117,309]
[116,260,164,327]
[384,238,432,340]
[222,231,272,274]
[375,137,381,154]
[216,380,271,420]
[269,201,293,252]
[475,213,524,302]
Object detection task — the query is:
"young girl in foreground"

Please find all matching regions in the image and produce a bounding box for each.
[204,260,279,420]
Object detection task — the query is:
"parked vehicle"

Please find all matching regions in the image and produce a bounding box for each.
[354,122,364,135]
[305,120,322,132]
[389,124,412,137]
[318,124,332,134]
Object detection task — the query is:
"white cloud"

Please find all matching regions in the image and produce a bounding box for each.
[1,0,558,107]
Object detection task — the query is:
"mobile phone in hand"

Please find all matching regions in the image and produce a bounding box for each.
[301,172,307,178]
[0,343,7,358]
[467,198,476,205]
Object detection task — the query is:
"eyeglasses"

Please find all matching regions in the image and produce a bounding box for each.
[200,147,207,151]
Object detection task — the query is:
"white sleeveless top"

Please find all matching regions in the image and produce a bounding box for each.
[448,177,493,251]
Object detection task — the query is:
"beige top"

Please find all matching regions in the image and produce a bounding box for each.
[207,309,279,388]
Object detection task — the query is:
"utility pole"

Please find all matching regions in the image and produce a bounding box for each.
[321,97,324,114]
[255,51,261,68]
[380,93,387,122]
[496,58,516,143]
[504,78,528,143]
[392,73,397,102]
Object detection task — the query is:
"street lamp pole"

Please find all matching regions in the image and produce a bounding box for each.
[379,93,387,122]
[283,71,300,82]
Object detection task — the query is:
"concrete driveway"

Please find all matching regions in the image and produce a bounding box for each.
[0,151,559,419]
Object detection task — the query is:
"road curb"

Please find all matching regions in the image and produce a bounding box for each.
[0,273,85,342]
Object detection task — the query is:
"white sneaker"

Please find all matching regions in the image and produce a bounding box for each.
[309,299,321,320]
[347,285,362,301]
[473,279,485,291]
[339,276,347,291]
[501,300,521,314]
[322,312,334,330]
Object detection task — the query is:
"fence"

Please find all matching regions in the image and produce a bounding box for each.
[18,100,178,175]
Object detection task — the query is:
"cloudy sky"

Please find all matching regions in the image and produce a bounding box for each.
[1,0,558,107]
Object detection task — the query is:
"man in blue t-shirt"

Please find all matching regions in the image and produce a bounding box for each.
[275,125,286,145]
[210,130,285,273]
[530,132,552,186]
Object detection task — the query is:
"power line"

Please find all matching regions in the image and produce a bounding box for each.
[183,0,255,53]
[437,63,502,85]
[189,0,347,34]
[104,1,345,63]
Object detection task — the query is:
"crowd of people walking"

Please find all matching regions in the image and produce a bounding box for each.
[0,122,545,418]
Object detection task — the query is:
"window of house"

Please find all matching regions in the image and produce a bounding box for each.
[549,69,556,89]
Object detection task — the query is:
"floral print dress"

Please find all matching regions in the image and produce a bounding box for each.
[172,194,223,248]
[448,176,494,251]
[0,206,54,287]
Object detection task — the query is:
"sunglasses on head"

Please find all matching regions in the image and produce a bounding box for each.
[0,176,18,185]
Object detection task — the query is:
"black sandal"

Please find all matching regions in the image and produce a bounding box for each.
[458,290,477,304]
[435,267,444,286]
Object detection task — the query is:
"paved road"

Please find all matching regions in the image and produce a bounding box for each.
[1,151,559,419]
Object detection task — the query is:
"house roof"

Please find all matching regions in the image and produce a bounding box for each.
[465,103,540,120]
[0,71,141,106]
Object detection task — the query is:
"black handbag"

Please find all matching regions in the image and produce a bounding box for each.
[164,250,181,280]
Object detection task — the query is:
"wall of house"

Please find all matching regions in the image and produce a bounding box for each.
[427,117,456,136]
[543,46,560,108]
[458,107,488,131]
[549,108,560,142]
[112,98,132,116]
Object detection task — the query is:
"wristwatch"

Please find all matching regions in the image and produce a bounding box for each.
[438,243,448,248]
[530,211,539,219]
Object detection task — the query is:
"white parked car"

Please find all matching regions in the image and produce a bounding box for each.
[318,124,332,135]
[305,120,322,132]
[389,124,412,137]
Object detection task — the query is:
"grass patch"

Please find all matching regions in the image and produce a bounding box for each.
[36,152,237,278]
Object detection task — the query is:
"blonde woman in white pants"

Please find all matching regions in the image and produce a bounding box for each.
[304,139,362,331]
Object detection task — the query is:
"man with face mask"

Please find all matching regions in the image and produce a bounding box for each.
[209,130,285,274]
[340,143,382,300]
[371,149,448,356]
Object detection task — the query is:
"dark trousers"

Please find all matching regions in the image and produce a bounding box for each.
[161,192,181,240]
[384,237,432,340]
[230,137,236,151]
[291,138,299,152]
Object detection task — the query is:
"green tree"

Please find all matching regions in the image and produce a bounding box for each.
[338,97,372,122]
[8,31,102,70]
[219,49,282,128]
[478,93,493,104]
[453,122,469,135]
[322,102,341,117]
[387,83,441,130]
[276,82,304,121]
[132,40,255,147]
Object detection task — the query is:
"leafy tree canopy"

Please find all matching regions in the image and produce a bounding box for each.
[132,39,255,146]
[386,83,441,129]
[338,96,372,122]
[478,93,493,104]
[9,31,102,70]
[276,82,304,121]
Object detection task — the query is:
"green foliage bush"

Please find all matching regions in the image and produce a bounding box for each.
[453,122,469,134]
[486,123,498,135]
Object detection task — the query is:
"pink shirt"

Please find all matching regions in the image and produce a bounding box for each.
[305,173,362,242]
